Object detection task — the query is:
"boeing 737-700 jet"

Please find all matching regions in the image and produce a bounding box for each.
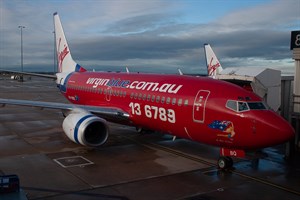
[0,13,294,169]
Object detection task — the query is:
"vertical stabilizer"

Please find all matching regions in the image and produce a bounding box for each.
[204,44,223,78]
[53,12,86,73]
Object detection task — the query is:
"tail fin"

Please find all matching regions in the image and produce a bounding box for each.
[53,12,86,73]
[204,44,223,78]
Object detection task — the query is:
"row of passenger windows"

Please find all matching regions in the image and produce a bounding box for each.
[68,85,127,97]
[68,84,189,106]
[129,92,188,106]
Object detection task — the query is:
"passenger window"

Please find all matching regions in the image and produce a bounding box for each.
[226,100,237,111]
[151,95,155,102]
[130,93,134,99]
[166,97,171,104]
[138,93,142,100]
[184,99,188,106]
[178,99,182,106]
[156,96,160,103]
[172,98,176,105]
[143,94,147,101]
[161,97,165,104]
[147,94,151,101]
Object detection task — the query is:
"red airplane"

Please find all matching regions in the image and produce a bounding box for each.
[0,13,294,169]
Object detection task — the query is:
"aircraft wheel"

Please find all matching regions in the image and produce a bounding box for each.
[218,157,233,170]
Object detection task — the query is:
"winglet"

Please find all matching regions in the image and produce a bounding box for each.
[204,44,223,78]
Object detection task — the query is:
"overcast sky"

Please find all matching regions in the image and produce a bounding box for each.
[0,0,299,74]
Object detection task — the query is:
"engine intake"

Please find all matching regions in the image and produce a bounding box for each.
[62,111,109,147]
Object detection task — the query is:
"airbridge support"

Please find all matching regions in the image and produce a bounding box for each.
[291,30,300,152]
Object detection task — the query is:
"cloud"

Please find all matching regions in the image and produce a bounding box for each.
[216,0,299,30]
[0,0,298,74]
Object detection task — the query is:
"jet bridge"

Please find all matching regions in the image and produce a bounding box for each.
[216,68,281,112]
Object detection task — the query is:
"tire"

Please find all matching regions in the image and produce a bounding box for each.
[218,157,228,170]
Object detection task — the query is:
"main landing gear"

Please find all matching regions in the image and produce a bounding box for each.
[218,148,245,170]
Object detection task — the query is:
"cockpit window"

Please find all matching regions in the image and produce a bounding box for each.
[238,102,249,112]
[247,102,267,110]
[226,100,237,111]
[226,100,267,112]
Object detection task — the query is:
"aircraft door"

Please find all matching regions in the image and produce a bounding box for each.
[193,90,210,123]
[106,86,112,101]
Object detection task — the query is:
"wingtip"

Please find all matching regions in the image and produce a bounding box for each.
[53,12,58,16]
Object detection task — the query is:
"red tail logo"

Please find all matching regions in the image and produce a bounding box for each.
[57,38,70,72]
[208,57,220,76]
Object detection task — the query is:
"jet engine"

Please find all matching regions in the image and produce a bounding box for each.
[62,110,109,147]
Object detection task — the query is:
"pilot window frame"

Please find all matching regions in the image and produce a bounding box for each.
[226,100,250,112]
[226,100,267,112]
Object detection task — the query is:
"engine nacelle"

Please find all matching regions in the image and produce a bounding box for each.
[62,111,109,147]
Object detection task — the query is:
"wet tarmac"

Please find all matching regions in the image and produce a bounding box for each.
[0,75,299,200]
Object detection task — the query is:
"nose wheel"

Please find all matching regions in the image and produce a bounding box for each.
[218,156,233,170]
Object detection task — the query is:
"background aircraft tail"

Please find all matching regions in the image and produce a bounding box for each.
[53,12,86,73]
[204,44,223,78]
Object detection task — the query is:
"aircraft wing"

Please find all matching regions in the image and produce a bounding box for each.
[0,98,130,121]
[0,69,57,79]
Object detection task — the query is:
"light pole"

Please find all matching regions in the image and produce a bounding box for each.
[18,26,25,73]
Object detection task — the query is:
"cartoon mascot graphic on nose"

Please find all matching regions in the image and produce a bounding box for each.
[208,120,235,139]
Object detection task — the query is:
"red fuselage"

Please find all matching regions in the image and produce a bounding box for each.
[61,71,294,150]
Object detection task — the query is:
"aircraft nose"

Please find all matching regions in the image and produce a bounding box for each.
[275,119,295,142]
[258,112,295,146]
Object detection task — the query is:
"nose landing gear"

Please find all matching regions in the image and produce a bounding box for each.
[218,156,233,170]
[218,148,245,170]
